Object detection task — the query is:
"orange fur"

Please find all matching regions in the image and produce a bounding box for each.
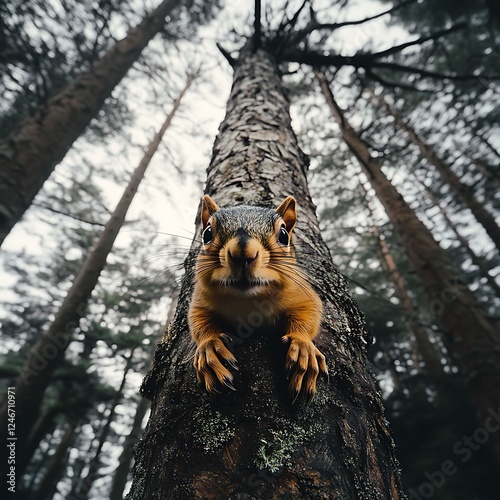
[188,195,327,401]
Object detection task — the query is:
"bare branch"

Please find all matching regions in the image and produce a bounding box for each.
[254,0,261,50]
[363,69,433,93]
[216,43,236,68]
[291,0,417,43]
[287,0,309,31]
[286,50,500,82]
[371,61,500,81]
[369,22,466,59]
[275,0,294,37]
[33,202,106,227]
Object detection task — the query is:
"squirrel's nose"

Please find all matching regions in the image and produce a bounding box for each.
[228,250,258,268]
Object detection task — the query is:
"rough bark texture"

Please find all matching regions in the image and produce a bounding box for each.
[316,71,500,466]
[0,80,189,472]
[0,0,181,247]
[128,49,403,500]
[369,88,500,253]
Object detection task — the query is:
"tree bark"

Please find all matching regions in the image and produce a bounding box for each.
[0,0,182,247]
[316,70,500,466]
[0,76,192,472]
[127,48,403,499]
[368,88,500,253]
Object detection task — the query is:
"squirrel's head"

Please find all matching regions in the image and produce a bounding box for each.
[195,195,297,296]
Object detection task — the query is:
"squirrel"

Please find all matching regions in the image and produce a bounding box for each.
[188,195,328,402]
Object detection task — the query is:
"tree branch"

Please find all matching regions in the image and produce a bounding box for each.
[33,202,106,227]
[369,22,467,59]
[363,69,432,93]
[216,43,236,68]
[371,61,500,81]
[287,50,499,82]
[253,0,261,51]
[291,0,417,43]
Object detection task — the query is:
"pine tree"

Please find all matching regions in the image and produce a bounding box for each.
[0,0,213,246]
[0,77,192,473]
[368,89,500,252]
[315,69,500,466]
[127,45,403,499]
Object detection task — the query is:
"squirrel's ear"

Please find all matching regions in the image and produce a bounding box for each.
[201,195,219,229]
[276,196,296,232]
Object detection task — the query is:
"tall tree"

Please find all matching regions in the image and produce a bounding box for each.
[127,45,403,499]
[109,396,149,500]
[315,69,500,466]
[359,181,447,384]
[368,88,500,252]
[0,76,193,468]
[33,423,77,500]
[413,172,500,298]
[0,0,130,137]
[109,293,178,500]
[371,223,446,386]
[0,0,209,246]
[75,349,135,500]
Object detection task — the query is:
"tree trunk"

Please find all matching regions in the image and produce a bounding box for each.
[16,406,59,480]
[372,223,447,386]
[67,437,96,500]
[109,293,178,500]
[76,351,135,499]
[34,423,77,500]
[24,435,55,493]
[0,76,192,472]
[415,174,500,298]
[44,448,71,500]
[316,70,500,466]
[0,0,182,247]
[361,180,448,385]
[368,88,500,253]
[109,396,149,500]
[127,48,403,499]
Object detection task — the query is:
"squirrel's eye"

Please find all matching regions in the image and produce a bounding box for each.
[202,224,213,245]
[278,225,289,246]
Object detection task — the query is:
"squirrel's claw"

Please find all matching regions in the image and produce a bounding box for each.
[284,335,326,403]
[194,336,238,393]
[318,352,329,382]
[223,377,237,391]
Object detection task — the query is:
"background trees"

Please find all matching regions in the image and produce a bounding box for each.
[0,0,498,498]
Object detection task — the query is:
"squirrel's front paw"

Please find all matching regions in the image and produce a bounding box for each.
[194,335,238,393]
[283,335,328,402]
